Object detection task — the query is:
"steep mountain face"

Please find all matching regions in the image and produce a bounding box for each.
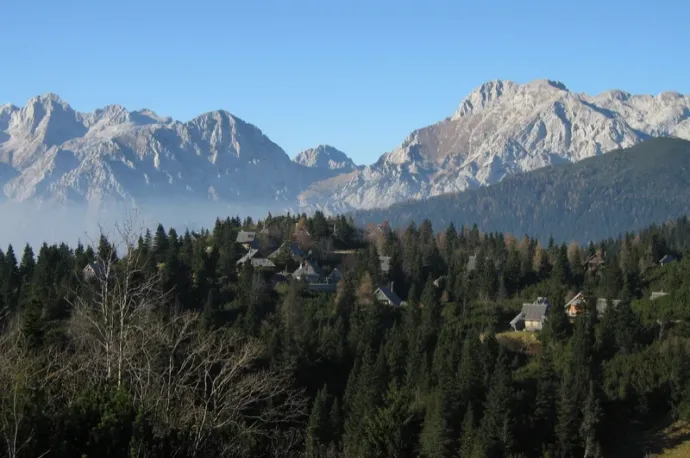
[299,79,690,213]
[293,145,357,171]
[0,94,345,210]
[351,137,690,244]
[4,81,690,219]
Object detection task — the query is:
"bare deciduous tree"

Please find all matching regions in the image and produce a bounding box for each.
[128,312,306,457]
[64,213,306,457]
[0,325,55,458]
[69,215,167,388]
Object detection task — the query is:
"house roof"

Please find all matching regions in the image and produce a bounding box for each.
[659,254,676,264]
[376,287,403,306]
[375,223,391,234]
[268,242,305,260]
[433,276,447,288]
[564,292,585,309]
[651,291,669,300]
[510,312,524,327]
[293,260,323,278]
[250,258,276,268]
[596,298,621,314]
[521,297,551,321]
[328,268,343,281]
[379,255,391,273]
[565,292,620,314]
[84,261,108,279]
[237,248,260,265]
[236,231,256,244]
[467,255,477,271]
[583,253,605,266]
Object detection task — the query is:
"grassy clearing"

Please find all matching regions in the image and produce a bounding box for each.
[495,330,541,355]
[646,421,690,457]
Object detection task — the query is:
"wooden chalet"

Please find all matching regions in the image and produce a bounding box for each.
[510,297,551,332]
[564,292,621,318]
[236,249,276,269]
[375,285,404,307]
[582,253,605,273]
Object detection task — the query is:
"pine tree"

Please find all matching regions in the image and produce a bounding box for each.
[478,347,514,457]
[613,301,640,355]
[540,301,570,347]
[21,298,44,351]
[420,390,449,458]
[2,245,19,312]
[19,244,35,284]
[532,350,557,451]
[329,397,343,444]
[551,244,571,286]
[459,404,475,458]
[201,288,220,330]
[306,385,332,457]
[153,223,169,263]
[580,381,603,458]
[444,223,458,266]
[312,211,330,238]
[555,369,580,457]
[367,244,382,285]
[362,384,416,458]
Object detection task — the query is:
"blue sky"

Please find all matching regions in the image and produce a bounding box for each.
[2,0,688,164]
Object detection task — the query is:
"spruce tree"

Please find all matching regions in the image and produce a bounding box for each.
[201,287,220,330]
[555,369,580,457]
[362,384,416,458]
[306,385,332,457]
[420,390,449,458]
[19,243,35,284]
[580,381,603,458]
[459,405,475,458]
[478,347,514,457]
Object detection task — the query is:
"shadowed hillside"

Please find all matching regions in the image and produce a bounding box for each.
[352,137,690,243]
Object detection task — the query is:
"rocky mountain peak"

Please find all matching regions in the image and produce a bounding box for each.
[299,79,690,214]
[293,145,356,171]
[452,79,520,119]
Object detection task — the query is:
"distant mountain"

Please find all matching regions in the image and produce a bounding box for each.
[0,94,346,211]
[3,81,690,221]
[293,145,357,171]
[299,79,690,213]
[350,138,690,243]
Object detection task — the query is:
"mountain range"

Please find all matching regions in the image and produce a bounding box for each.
[351,137,690,243]
[0,94,351,211]
[2,80,690,217]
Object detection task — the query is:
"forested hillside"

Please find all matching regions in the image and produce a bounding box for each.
[1,211,690,457]
[352,137,690,244]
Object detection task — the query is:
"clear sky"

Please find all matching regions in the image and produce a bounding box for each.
[2,0,688,164]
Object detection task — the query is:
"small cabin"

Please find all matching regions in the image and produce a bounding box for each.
[236,231,257,250]
[83,261,110,281]
[236,248,276,269]
[375,286,404,307]
[659,254,677,266]
[582,253,605,273]
[564,292,621,318]
[292,260,324,284]
[510,297,551,332]
[651,291,669,301]
[379,256,391,274]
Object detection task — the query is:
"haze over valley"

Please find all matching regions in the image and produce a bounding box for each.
[2,81,690,245]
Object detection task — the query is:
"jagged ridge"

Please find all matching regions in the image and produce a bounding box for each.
[298,79,690,214]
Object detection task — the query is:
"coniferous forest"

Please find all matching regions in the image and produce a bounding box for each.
[2,211,690,457]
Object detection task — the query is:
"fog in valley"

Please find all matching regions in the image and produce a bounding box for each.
[0,200,287,249]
